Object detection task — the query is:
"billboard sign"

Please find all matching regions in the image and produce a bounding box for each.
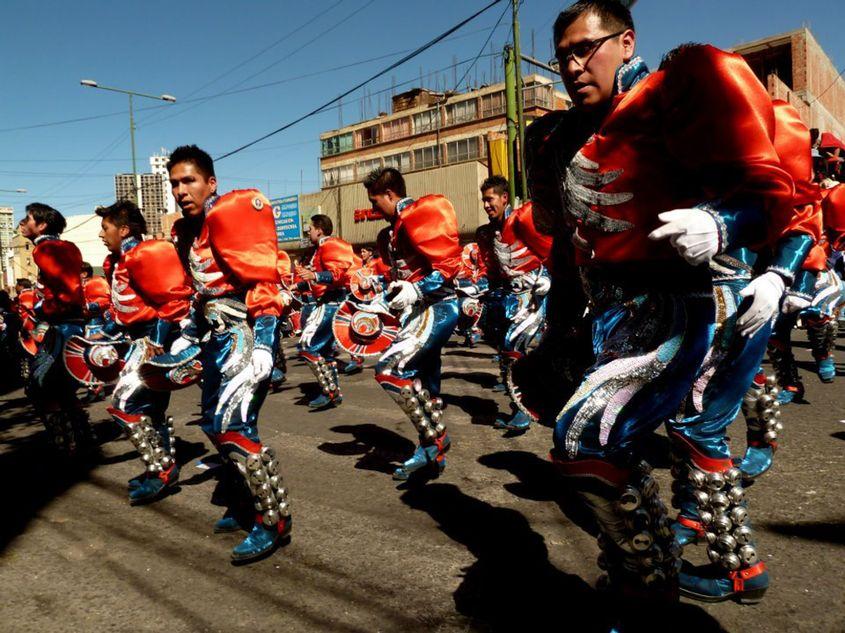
[270,195,302,242]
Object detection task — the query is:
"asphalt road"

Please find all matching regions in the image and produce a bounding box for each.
[1,333,843,632]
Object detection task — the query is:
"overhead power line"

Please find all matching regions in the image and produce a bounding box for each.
[216,0,504,161]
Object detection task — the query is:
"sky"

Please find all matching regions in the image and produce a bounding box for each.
[1,0,843,221]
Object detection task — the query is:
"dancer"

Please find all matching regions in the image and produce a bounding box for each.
[19,203,97,456]
[454,242,487,348]
[529,1,793,603]
[168,145,292,562]
[363,167,461,481]
[295,215,357,409]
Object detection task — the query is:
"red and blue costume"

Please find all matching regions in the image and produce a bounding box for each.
[373,195,461,480]
[26,234,95,455]
[526,46,794,601]
[173,189,291,560]
[453,243,486,348]
[297,235,357,408]
[103,236,192,503]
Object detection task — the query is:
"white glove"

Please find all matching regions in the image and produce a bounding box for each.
[251,348,274,382]
[737,272,786,338]
[460,284,480,298]
[280,290,293,307]
[533,276,551,297]
[781,293,811,314]
[170,336,193,355]
[387,280,421,311]
[648,209,720,265]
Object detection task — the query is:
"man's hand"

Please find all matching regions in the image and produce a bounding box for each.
[170,336,193,355]
[533,276,551,297]
[781,292,811,314]
[297,267,316,282]
[387,280,420,311]
[251,348,274,382]
[737,272,786,338]
[648,209,720,265]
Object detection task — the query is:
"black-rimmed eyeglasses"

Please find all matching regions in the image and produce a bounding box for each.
[553,30,625,68]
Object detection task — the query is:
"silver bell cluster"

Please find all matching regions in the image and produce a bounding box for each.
[128,414,176,474]
[244,446,291,528]
[45,410,95,456]
[310,358,340,397]
[397,382,445,441]
[743,375,783,446]
[598,461,679,589]
[685,463,758,571]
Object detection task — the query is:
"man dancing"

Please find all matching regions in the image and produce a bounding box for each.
[19,203,97,456]
[363,167,461,481]
[97,200,192,504]
[168,145,292,562]
[295,215,357,409]
[529,0,794,604]
[476,176,552,432]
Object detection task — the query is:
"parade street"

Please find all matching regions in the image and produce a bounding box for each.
[1,333,843,633]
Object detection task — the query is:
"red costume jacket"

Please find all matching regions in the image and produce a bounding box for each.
[15,288,38,333]
[308,236,357,299]
[174,190,282,319]
[389,195,461,283]
[109,239,192,326]
[477,202,551,282]
[32,236,84,321]
[557,46,794,267]
[83,275,111,318]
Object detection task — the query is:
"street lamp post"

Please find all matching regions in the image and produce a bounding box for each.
[80,80,176,201]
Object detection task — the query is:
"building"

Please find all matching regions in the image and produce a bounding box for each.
[113,150,175,239]
[733,28,845,141]
[313,74,567,246]
[0,206,15,288]
[11,234,37,283]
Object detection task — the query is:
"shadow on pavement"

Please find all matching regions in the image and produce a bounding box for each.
[400,482,726,632]
[318,423,415,474]
[764,520,845,546]
[440,393,499,426]
[441,370,500,389]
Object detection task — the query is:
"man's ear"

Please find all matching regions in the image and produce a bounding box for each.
[621,29,636,62]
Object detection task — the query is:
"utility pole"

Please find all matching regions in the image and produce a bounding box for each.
[504,45,517,204]
[512,0,528,200]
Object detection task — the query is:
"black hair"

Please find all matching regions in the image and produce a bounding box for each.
[16,278,32,289]
[167,144,216,180]
[363,167,407,198]
[96,199,147,238]
[553,0,635,45]
[25,202,66,235]
[310,214,333,236]
[81,261,94,277]
[480,175,510,197]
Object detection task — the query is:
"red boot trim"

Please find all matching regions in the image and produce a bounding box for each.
[158,463,178,484]
[669,433,733,473]
[502,350,524,362]
[752,371,767,386]
[729,561,767,592]
[107,406,142,426]
[215,431,263,455]
[747,439,778,452]
[677,515,706,537]
[549,453,630,488]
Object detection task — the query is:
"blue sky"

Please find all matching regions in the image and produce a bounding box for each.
[1,0,843,219]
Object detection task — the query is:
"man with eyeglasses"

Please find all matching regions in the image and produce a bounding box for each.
[524,0,798,608]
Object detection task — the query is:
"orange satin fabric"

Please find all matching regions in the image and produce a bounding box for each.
[121,240,192,324]
[393,194,461,281]
[276,249,292,285]
[501,202,553,269]
[570,45,794,265]
[311,236,356,298]
[822,184,845,250]
[32,239,84,319]
[83,275,111,315]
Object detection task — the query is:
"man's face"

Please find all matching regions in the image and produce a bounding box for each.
[169,162,217,218]
[99,218,125,254]
[369,192,397,219]
[307,224,323,245]
[556,12,635,111]
[360,247,373,262]
[481,188,509,222]
[18,214,46,240]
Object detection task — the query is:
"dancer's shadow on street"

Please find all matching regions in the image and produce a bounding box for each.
[400,483,725,632]
[318,423,414,474]
[441,370,499,389]
[440,393,500,427]
[763,519,845,546]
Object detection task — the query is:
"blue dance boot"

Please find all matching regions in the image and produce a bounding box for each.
[340,359,363,375]
[816,356,836,383]
[270,367,286,386]
[129,464,180,505]
[393,433,450,481]
[308,393,342,409]
[493,409,532,432]
[231,516,292,563]
[736,445,774,480]
[679,562,769,604]
[214,509,244,533]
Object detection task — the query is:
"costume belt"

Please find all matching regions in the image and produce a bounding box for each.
[202,297,248,332]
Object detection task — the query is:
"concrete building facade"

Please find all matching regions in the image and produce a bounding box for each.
[0,207,15,288]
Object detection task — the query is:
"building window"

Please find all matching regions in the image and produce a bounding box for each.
[384,152,411,172]
[523,83,553,109]
[445,99,477,125]
[322,164,355,187]
[358,126,379,147]
[382,117,411,142]
[413,145,440,170]
[480,91,506,118]
[321,132,354,156]
[446,137,480,164]
[413,109,439,134]
[357,157,382,177]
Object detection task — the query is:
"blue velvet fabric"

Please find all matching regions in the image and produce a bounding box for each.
[767,234,813,282]
[299,303,339,359]
[26,321,84,410]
